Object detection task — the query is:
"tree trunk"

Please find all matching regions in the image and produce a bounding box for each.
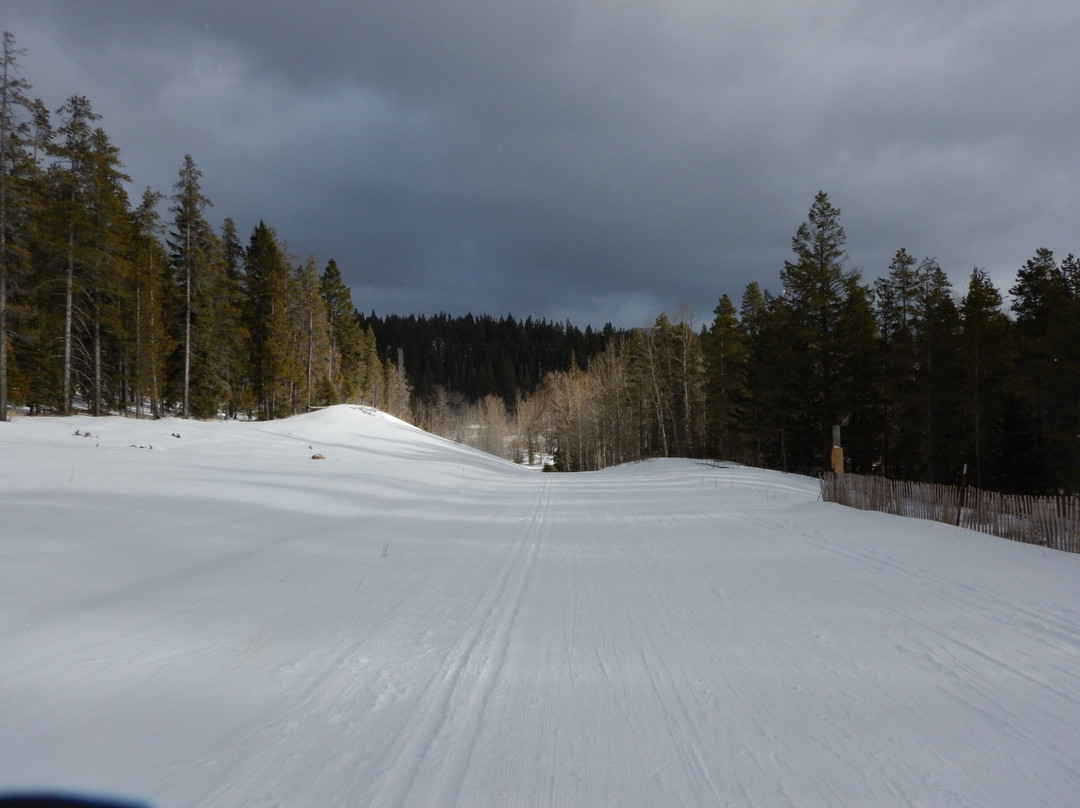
[0,269,7,421]
[64,221,74,414]
[306,312,314,411]
[150,280,160,419]
[184,263,191,417]
[134,282,142,418]
[93,298,101,416]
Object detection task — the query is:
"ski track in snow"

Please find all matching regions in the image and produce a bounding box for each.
[2,408,1080,807]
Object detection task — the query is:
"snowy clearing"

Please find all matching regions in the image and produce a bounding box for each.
[2,406,1080,807]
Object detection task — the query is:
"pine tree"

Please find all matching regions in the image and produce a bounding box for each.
[45,96,101,413]
[779,192,876,471]
[1008,248,1080,491]
[30,96,134,416]
[168,154,215,417]
[244,221,295,419]
[739,282,795,469]
[81,126,133,416]
[0,31,32,420]
[356,324,381,406]
[958,269,1011,487]
[874,248,921,476]
[319,258,365,403]
[833,273,880,472]
[15,99,56,412]
[165,157,244,418]
[129,188,173,417]
[914,258,963,482]
[218,217,249,417]
[292,256,333,411]
[704,294,748,459]
[5,95,132,416]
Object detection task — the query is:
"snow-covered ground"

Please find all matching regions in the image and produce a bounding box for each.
[2,406,1080,807]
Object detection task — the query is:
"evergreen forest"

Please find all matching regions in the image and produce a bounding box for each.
[2,33,1078,494]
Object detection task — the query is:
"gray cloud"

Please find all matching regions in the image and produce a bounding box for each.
[7,0,1078,327]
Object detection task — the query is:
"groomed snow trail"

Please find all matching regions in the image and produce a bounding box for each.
[2,407,1080,807]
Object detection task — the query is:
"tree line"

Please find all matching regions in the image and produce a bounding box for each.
[3,33,1078,494]
[0,33,409,423]
[360,312,616,405]
[468,192,1076,496]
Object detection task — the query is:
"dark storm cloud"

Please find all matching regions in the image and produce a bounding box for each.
[6,0,1079,327]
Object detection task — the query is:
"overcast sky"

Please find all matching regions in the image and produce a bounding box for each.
[7,1,1078,328]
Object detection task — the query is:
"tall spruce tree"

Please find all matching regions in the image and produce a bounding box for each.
[15,99,56,412]
[874,248,921,477]
[244,221,295,419]
[81,126,133,416]
[168,154,215,417]
[1009,248,1080,491]
[167,157,243,418]
[129,188,172,417]
[47,96,101,413]
[216,217,249,417]
[292,256,333,411]
[356,324,381,406]
[739,282,794,469]
[0,31,32,420]
[959,268,1011,488]
[914,259,963,482]
[22,95,137,416]
[833,272,880,470]
[704,294,748,459]
[319,258,365,403]
[779,192,876,471]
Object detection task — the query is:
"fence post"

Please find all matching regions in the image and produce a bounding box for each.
[956,464,968,527]
[831,425,844,474]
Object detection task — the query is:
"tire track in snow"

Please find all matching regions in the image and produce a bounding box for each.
[605,525,728,808]
[192,483,546,808]
[562,502,736,808]
[367,479,549,808]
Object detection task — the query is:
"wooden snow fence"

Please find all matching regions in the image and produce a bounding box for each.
[820,472,1080,554]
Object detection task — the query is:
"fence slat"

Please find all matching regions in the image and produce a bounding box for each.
[820,473,1080,555]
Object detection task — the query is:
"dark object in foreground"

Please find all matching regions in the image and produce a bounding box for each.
[0,795,151,808]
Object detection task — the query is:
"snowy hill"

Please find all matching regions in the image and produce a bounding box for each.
[2,406,1079,807]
